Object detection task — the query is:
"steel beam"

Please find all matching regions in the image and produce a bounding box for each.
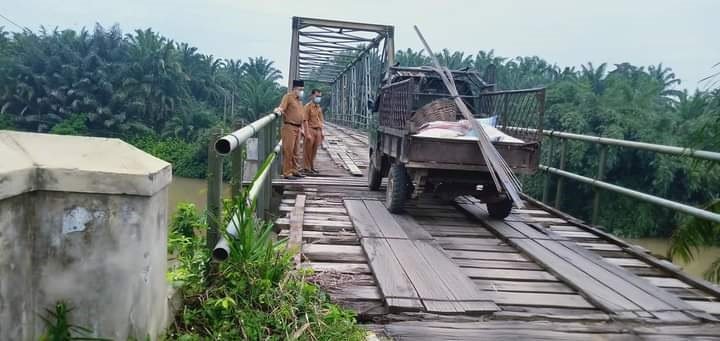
[296,16,392,33]
[299,31,376,42]
[298,50,357,59]
[288,17,301,87]
[299,42,365,51]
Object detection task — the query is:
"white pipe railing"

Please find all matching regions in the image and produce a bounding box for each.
[212,143,281,261]
[215,112,280,155]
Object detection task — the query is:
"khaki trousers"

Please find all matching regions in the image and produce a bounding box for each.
[303,127,322,170]
[281,123,300,176]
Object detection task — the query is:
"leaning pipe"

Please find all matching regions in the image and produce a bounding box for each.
[214,112,280,155]
[212,143,281,261]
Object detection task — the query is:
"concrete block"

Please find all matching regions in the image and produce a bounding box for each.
[0,130,172,340]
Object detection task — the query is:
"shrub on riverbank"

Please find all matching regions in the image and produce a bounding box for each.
[166,197,365,340]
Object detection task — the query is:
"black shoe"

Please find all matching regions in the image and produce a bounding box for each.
[284,175,299,180]
[310,169,320,175]
[293,172,306,178]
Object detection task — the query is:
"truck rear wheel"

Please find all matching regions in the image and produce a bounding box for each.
[386,162,410,213]
[368,152,382,191]
[487,198,513,219]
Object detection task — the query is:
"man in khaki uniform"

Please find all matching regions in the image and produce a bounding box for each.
[302,89,324,174]
[274,80,306,180]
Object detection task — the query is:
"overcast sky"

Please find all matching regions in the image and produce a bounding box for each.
[3,0,719,89]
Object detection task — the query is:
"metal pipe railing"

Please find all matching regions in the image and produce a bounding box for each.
[504,126,720,162]
[213,143,281,261]
[500,125,720,225]
[215,112,280,155]
[541,165,720,224]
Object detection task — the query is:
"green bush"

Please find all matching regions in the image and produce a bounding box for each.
[132,136,207,178]
[0,113,14,129]
[166,194,365,340]
[49,113,89,136]
[170,203,205,238]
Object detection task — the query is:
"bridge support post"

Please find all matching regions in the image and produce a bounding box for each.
[541,138,555,203]
[554,138,567,208]
[206,130,223,251]
[592,145,608,224]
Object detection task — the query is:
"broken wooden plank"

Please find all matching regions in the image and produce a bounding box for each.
[275,218,353,230]
[339,152,363,176]
[301,262,371,274]
[279,205,347,214]
[302,244,366,263]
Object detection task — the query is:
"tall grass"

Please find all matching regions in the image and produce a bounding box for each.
[166,190,365,340]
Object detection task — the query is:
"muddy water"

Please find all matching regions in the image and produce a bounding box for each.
[626,238,720,279]
[167,177,720,279]
[168,176,230,212]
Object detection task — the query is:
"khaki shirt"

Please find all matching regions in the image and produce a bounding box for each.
[278,92,304,125]
[304,103,324,128]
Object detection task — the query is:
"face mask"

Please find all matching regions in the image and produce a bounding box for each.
[313,97,322,104]
[297,90,304,98]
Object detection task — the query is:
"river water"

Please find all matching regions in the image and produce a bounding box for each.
[168,177,720,279]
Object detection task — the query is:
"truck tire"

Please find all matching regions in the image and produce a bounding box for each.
[386,162,410,213]
[368,152,382,191]
[487,198,513,219]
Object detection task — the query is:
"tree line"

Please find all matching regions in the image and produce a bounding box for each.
[1,25,718,239]
[0,24,285,177]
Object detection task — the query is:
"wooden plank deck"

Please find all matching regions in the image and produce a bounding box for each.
[274,123,720,339]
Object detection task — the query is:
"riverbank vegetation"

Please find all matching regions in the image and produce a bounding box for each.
[166,196,365,340]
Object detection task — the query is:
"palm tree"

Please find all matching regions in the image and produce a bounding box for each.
[242,57,282,82]
[435,49,472,69]
[581,62,608,95]
[668,200,720,282]
[236,57,284,122]
[648,63,681,97]
[395,48,429,67]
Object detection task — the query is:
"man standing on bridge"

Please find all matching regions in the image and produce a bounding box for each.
[302,89,324,174]
[275,79,306,180]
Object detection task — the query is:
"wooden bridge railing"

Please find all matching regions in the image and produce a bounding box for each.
[205,112,281,257]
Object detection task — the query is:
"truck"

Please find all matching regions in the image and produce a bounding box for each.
[367,66,545,218]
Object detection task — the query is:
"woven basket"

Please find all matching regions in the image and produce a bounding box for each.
[410,98,459,129]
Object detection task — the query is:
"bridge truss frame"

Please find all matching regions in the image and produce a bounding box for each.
[288,17,395,130]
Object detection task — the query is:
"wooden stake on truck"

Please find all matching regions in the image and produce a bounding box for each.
[413,25,525,208]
